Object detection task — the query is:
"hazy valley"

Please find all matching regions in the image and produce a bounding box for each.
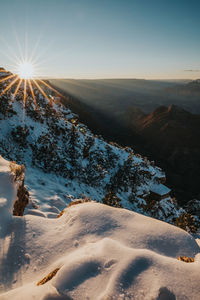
[50,78,200,206]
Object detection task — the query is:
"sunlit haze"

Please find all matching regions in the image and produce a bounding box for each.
[0,0,200,79]
[17,62,34,79]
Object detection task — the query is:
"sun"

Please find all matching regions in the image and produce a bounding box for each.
[0,55,63,109]
[18,62,35,79]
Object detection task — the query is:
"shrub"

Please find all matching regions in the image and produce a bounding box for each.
[102,191,122,208]
[175,213,197,233]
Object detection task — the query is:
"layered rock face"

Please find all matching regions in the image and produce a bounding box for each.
[13,179,29,216]
[2,159,29,216]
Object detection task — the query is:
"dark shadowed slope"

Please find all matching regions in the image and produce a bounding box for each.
[126,105,200,204]
[48,79,200,204]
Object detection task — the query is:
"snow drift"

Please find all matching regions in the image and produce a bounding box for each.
[0,201,200,300]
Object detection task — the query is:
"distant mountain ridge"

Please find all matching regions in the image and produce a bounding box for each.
[165,79,200,98]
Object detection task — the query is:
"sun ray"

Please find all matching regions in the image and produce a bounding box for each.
[25,31,28,62]
[28,79,38,110]
[0,34,66,111]
[23,79,27,108]
[0,48,20,66]
[32,50,65,68]
[4,78,21,118]
[32,79,52,105]
[0,74,16,84]
[4,63,21,72]
[29,31,45,63]
[12,78,22,102]
[38,79,64,98]
[12,27,25,63]
[29,39,56,66]
[0,38,21,67]
[0,76,19,97]
[0,36,21,64]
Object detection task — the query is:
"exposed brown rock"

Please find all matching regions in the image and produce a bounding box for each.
[9,161,29,216]
[13,180,29,216]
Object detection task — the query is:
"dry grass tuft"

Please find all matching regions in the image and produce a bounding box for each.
[57,197,92,218]
[68,199,85,208]
[37,268,60,286]
[9,161,25,181]
[57,209,66,218]
[177,256,194,263]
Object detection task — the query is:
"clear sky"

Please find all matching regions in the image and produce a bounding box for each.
[0,0,200,79]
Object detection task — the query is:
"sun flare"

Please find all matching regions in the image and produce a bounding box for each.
[18,62,34,79]
[0,51,63,110]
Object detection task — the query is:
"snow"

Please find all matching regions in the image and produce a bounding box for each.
[0,76,200,298]
[0,78,184,224]
[150,183,171,196]
[0,156,17,237]
[0,201,200,299]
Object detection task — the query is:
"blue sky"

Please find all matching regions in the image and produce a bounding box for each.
[0,0,200,79]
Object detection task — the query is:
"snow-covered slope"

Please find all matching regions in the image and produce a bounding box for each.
[0,201,200,300]
[0,74,200,299]
[0,75,186,226]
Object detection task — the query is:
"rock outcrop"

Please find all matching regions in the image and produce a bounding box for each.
[13,179,29,216]
[9,160,29,216]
